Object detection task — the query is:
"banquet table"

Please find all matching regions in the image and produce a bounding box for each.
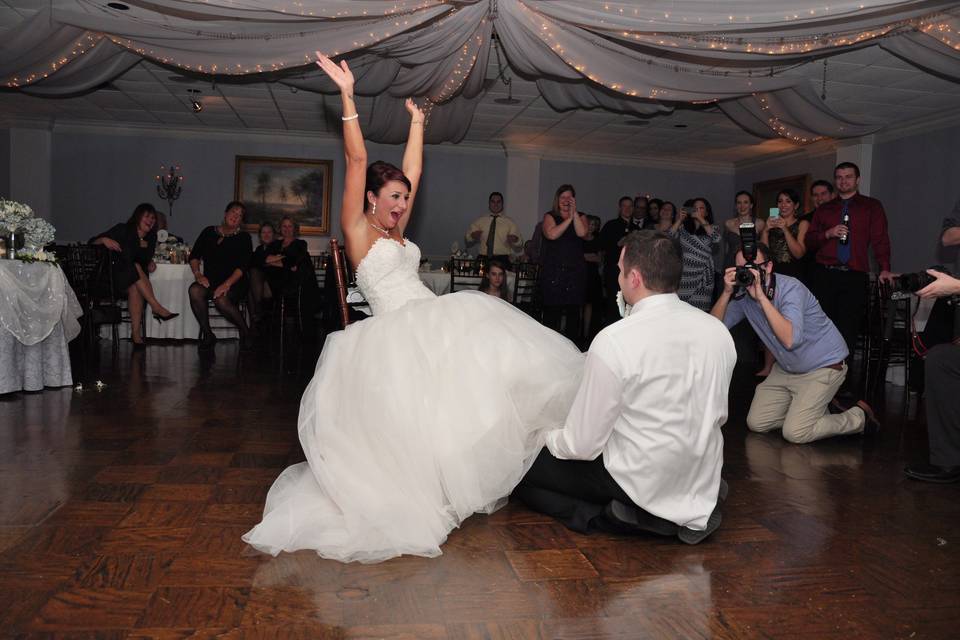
[108,263,239,340]
[0,260,82,394]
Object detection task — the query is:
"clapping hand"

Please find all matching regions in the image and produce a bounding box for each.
[101,238,122,252]
[315,52,354,93]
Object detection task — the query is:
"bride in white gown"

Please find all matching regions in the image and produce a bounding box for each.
[242,54,584,563]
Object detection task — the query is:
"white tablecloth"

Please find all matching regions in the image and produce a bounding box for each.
[106,263,239,340]
[0,260,82,393]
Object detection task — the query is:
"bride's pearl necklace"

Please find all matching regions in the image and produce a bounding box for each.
[368,219,390,237]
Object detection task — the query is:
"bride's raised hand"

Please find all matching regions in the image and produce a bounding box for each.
[315,52,354,93]
[405,98,425,123]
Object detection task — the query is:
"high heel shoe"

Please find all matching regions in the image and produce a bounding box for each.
[153,311,179,323]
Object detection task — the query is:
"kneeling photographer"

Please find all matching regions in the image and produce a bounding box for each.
[710,226,879,444]
[904,268,960,483]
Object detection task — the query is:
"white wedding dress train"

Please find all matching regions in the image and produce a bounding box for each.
[242,238,584,563]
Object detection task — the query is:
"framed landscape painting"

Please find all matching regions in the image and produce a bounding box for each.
[235,156,332,235]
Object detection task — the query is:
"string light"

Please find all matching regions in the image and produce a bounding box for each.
[4,34,100,88]
[755,93,823,144]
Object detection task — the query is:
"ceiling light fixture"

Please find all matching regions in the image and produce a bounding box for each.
[106,2,129,10]
[491,30,521,106]
[187,88,203,113]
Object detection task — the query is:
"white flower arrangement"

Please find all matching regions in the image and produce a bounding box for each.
[0,198,57,261]
[15,247,58,264]
[22,216,56,248]
[0,198,34,232]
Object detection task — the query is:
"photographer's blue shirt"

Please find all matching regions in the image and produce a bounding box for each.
[723,275,849,374]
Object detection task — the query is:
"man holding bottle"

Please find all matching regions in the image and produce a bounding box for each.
[805,162,894,362]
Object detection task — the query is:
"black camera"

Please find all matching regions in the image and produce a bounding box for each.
[733,222,767,299]
[888,266,949,295]
[734,265,758,287]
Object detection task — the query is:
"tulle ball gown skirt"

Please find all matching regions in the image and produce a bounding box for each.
[243,291,584,563]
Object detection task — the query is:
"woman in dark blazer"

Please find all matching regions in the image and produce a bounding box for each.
[264,216,320,329]
[90,202,177,347]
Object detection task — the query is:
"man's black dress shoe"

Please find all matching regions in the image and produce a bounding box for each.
[904,462,960,484]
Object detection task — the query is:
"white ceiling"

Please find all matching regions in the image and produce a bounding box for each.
[3,0,960,166]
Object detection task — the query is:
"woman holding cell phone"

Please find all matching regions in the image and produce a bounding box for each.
[761,188,809,280]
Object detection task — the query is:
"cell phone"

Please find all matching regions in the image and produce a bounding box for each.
[768,207,780,219]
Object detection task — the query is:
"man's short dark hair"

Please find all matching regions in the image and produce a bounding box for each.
[619,230,681,293]
[811,179,834,194]
[835,162,860,178]
[739,241,772,265]
[619,196,633,206]
[489,191,503,201]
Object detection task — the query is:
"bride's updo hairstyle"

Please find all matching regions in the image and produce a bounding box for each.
[365,161,412,212]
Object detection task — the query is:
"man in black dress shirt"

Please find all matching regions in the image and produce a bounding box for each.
[600,196,640,326]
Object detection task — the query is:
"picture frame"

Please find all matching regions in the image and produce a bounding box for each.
[235,155,332,235]
[752,174,812,220]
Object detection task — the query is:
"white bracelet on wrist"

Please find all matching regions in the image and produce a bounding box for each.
[341,113,359,121]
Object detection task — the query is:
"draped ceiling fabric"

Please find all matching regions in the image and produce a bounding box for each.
[2,0,960,144]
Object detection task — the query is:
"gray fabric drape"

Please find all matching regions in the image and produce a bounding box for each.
[3,0,959,144]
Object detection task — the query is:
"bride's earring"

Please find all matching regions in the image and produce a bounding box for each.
[371,201,377,217]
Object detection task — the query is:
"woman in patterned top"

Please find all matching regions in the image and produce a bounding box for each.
[669,197,721,312]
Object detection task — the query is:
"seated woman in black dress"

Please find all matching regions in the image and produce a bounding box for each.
[188,201,253,349]
[247,221,276,329]
[90,202,178,348]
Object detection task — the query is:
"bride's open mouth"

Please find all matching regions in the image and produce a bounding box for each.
[390,210,402,224]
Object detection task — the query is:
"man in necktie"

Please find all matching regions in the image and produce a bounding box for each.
[465,192,522,264]
[806,162,894,393]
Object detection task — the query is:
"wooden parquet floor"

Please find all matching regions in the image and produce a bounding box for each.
[1,341,959,639]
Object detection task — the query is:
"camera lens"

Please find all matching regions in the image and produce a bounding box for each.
[734,267,754,287]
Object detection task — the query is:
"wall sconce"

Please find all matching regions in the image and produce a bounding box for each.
[187,88,202,113]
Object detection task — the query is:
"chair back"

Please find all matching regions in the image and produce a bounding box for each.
[62,245,116,303]
[329,239,352,328]
[512,261,542,317]
[450,256,487,293]
[310,253,328,290]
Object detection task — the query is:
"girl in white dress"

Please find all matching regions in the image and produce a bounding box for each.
[242,55,584,563]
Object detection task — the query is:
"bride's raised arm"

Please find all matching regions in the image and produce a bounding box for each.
[316,53,367,241]
[398,99,425,235]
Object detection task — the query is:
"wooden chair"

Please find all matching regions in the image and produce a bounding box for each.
[310,253,329,291]
[450,256,486,293]
[512,261,542,319]
[60,244,122,356]
[326,238,374,330]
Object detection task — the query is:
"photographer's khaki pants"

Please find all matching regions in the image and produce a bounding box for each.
[747,363,865,444]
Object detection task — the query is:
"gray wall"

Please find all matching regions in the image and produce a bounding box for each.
[871,124,960,272]
[46,128,505,257]
[0,129,9,198]
[734,149,837,211]
[538,159,734,231]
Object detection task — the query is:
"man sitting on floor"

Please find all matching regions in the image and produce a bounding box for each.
[514,230,736,544]
[710,242,879,444]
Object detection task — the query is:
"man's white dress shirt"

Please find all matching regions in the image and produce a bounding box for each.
[465,213,522,256]
[545,293,736,530]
